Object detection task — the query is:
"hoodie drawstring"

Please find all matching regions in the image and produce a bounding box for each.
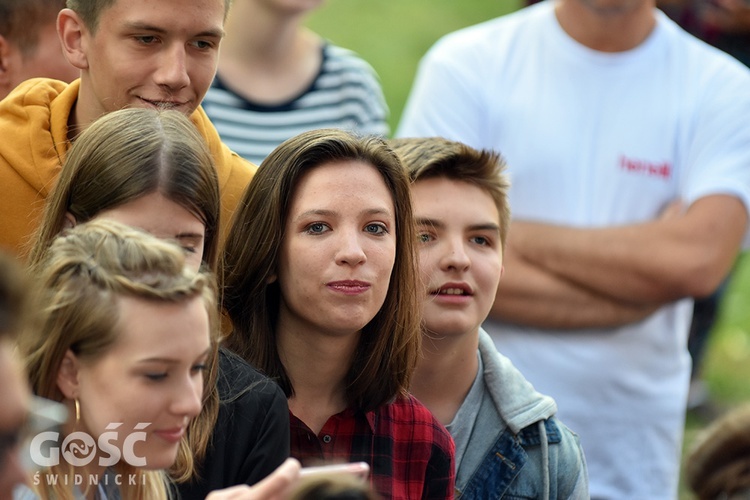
[538,420,550,500]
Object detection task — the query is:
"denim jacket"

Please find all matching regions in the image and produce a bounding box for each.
[454,330,589,499]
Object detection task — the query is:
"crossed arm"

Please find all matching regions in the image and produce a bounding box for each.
[491,194,748,329]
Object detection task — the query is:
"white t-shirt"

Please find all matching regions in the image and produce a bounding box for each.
[398,4,750,498]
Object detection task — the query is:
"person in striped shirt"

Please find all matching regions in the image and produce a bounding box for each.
[201,0,389,166]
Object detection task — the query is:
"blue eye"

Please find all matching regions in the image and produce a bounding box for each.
[305,222,329,234]
[418,233,432,243]
[471,236,493,247]
[365,223,387,235]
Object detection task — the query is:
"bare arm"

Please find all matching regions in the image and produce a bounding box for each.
[511,195,747,304]
[490,245,658,329]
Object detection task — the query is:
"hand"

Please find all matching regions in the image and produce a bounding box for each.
[205,458,302,500]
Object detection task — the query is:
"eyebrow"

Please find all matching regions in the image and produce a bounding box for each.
[416,217,501,234]
[295,208,393,220]
[122,21,225,39]
[138,347,212,364]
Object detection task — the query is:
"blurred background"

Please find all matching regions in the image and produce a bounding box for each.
[308,2,750,497]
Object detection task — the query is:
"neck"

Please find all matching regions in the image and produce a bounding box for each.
[69,79,98,141]
[221,1,311,65]
[65,417,106,497]
[411,331,479,426]
[217,1,322,103]
[554,0,656,52]
[278,323,359,434]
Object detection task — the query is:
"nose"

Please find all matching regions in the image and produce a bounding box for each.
[335,229,367,267]
[154,43,190,91]
[170,372,203,419]
[440,238,471,272]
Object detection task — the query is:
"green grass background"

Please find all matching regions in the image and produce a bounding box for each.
[308,2,750,497]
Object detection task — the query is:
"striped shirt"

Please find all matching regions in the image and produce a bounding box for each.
[202,43,390,166]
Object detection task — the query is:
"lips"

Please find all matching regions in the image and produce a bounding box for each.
[153,427,186,444]
[431,283,473,296]
[138,96,188,110]
[327,280,371,295]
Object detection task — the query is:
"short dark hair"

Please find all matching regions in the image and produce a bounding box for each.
[0,0,65,56]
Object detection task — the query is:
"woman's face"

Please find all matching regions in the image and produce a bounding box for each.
[65,295,210,470]
[276,160,397,338]
[92,192,206,270]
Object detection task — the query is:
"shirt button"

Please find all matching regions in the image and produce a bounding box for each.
[322,435,332,443]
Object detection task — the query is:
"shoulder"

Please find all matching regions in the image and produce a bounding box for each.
[516,416,585,459]
[657,12,750,85]
[518,417,588,490]
[428,5,545,60]
[217,349,288,416]
[414,5,547,90]
[2,78,70,108]
[0,78,72,126]
[321,44,384,90]
[323,44,376,74]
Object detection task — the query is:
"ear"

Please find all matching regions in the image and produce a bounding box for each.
[499,265,505,280]
[56,349,81,400]
[57,9,90,70]
[63,212,77,230]
[266,272,277,284]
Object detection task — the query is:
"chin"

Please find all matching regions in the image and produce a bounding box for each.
[141,455,178,471]
[139,447,181,471]
[430,319,475,337]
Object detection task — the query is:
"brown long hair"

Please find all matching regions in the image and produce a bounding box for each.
[222,129,421,412]
[29,107,220,271]
[20,219,220,500]
[28,107,221,483]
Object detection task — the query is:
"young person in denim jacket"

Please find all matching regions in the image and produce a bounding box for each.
[392,137,589,499]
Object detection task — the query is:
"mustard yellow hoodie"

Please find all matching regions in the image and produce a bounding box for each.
[0,78,256,258]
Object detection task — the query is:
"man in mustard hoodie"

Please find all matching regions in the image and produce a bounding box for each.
[0,0,255,257]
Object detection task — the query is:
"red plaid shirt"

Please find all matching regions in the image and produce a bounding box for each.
[290,394,455,499]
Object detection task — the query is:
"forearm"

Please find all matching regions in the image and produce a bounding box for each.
[490,251,657,329]
[512,195,746,304]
